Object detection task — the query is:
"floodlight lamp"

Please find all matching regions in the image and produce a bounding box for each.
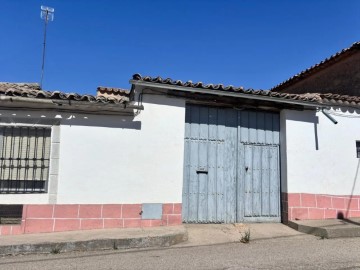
[40,5,55,21]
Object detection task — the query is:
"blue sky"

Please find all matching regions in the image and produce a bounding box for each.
[1,0,359,94]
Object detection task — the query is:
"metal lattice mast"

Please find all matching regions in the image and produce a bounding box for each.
[40,6,54,89]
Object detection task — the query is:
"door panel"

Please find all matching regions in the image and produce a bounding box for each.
[183,104,280,223]
[241,144,280,222]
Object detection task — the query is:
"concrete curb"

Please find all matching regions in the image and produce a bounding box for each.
[288,220,360,238]
[288,221,329,238]
[0,229,188,255]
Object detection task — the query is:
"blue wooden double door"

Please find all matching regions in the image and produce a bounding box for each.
[182,104,281,223]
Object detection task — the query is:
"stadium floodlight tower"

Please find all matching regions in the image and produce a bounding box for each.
[40,5,55,89]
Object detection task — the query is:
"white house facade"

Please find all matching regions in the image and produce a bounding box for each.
[281,108,360,221]
[0,42,359,235]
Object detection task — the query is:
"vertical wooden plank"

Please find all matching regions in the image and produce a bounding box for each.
[252,145,262,216]
[184,106,191,221]
[261,146,270,216]
[269,146,280,216]
[265,113,273,144]
[197,107,208,222]
[207,108,218,222]
[188,105,200,222]
[236,111,244,222]
[244,144,252,217]
[216,108,226,222]
[182,105,192,221]
[224,108,237,223]
[182,139,190,222]
[272,115,281,217]
[240,111,249,143]
[199,106,208,140]
[248,111,257,144]
[197,172,207,222]
[237,142,245,222]
[272,114,280,144]
[208,108,217,140]
[256,112,265,144]
[190,105,200,138]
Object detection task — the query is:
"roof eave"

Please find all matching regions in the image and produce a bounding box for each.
[0,96,143,116]
[130,80,324,109]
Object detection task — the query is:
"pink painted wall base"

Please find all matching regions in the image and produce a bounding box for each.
[0,203,182,236]
[282,193,360,222]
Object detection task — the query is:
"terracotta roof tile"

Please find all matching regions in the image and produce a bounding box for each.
[96,86,130,101]
[132,74,360,107]
[0,83,129,104]
[271,41,360,92]
[132,73,248,92]
[97,86,130,95]
[0,82,41,91]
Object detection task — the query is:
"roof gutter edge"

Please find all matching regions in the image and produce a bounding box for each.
[130,80,325,109]
[0,96,144,114]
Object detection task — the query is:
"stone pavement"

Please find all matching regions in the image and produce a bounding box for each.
[0,226,187,255]
[178,223,306,247]
[1,219,359,256]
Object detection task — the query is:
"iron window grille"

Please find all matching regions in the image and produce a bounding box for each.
[0,126,51,193]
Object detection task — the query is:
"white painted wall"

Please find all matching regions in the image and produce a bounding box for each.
[281,108,360,195]
[0,94,186,204]
[6,93,358,204]
[56,94,186,204]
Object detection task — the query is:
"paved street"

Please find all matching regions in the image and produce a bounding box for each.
[1,234,360,270]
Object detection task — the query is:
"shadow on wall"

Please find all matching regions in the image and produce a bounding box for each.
[340,158,360,220]
[138,88,185,108]
[285,109,318,124]
[0,111,141,130]
[61,114,141,130]
[186,105,281,132]
[314,107,360,151]
[284,109,320,150]
[334,106,360,115]
[280,109,320,150]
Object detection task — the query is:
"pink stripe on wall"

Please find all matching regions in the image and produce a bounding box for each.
[282,192,360,222]
[0,203,182,236]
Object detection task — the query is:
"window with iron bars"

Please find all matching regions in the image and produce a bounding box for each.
[0,126,51,193]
